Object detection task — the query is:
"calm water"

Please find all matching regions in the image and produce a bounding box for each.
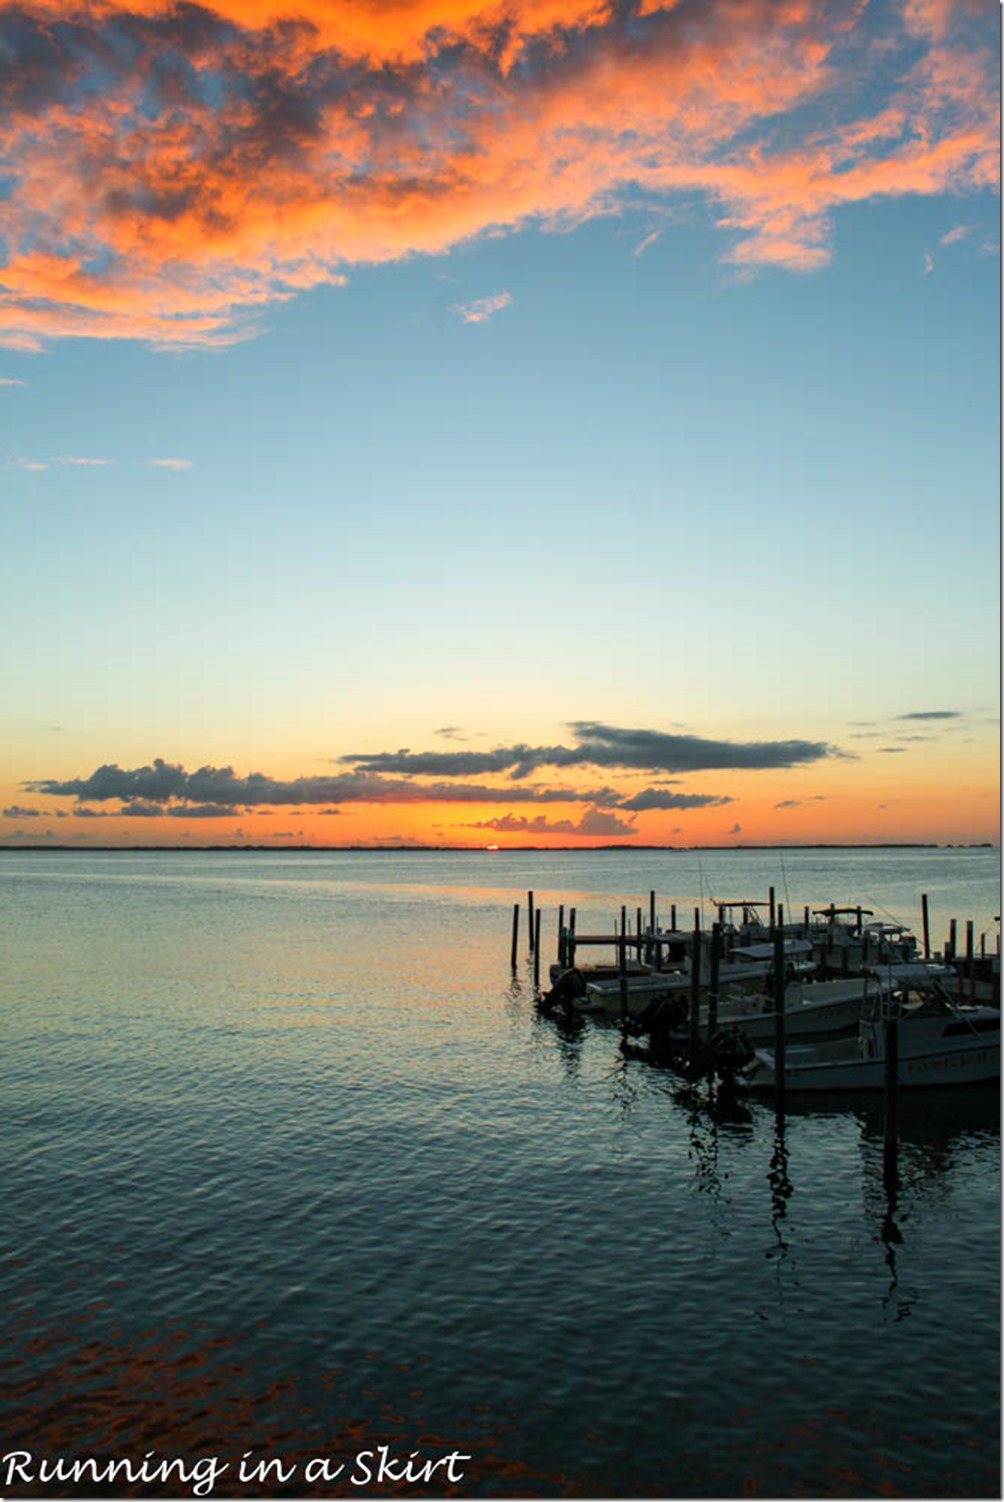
[1,848,999,1499]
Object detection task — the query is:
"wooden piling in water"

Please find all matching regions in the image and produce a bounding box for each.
[568,908,577,970]
[533,908,542,989]
[510,904,520,971]
[921,893,931,960]
[557,905,565,967]
[948,918,957,962]
[773,909,786,1112]
[689,908,701,1055]
[619,935,629,1025]
[527,891,535,953]
[966,920,975,999]
[708,921,721,1036]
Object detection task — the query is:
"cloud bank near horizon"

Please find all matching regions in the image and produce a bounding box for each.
[0,0,997,350]
[18,720,837,827]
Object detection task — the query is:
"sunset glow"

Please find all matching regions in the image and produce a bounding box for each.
[1,0,999,849]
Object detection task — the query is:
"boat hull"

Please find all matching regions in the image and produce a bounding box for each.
[738,1012,1000,1092]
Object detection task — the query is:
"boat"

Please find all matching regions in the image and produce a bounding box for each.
[732,980,1000,1092]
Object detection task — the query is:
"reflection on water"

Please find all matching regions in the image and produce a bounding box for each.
[0,851,999,1499]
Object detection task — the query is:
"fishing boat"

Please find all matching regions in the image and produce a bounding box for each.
[733,981,1000,1093]
[572,940,818,1020]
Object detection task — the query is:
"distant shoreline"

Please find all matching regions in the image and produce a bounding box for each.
[0,843,997,853]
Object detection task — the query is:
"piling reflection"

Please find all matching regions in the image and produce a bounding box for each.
[767,1116,793,1256]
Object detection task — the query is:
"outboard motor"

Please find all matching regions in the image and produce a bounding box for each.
[539,967,587,1013]
[625,992,689,1061]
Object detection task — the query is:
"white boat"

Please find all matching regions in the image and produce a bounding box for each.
[734,986,1000,1092]
[570,937,816,1017]
[715,973,892,1043]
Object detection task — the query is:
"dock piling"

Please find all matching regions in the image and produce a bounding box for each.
[533,908,542,989]
[510,904,520,972]
[708,921,721,1036]
[689,908,701,1055]
[773,908,786,1112]
[619,935,629,1026]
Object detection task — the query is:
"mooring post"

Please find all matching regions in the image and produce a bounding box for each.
[773,907,786,1113]
[803,905,810,939]
[883,1001,899,1191]
[527,891,535,954]
[689,908,701,1055]
[947,918,957,963]
[921,893,931,960]
[557,904,565,968]
[671,903,677,931]
[510,903,520,971]
[966,920,975,999]
[533,908,542,989]
[769,886,776,932]
[568,908,577,970]
[619,934,629,1025]
[708,920,721,1037]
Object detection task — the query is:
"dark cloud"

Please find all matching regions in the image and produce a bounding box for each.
[344,722,837,779]
[895,710,961,720]
[617,789,732,812]
[25,723,835,821]
[26,758,610,809]
[2,804,42,817]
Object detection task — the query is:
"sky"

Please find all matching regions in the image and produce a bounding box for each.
[1,0,999,848]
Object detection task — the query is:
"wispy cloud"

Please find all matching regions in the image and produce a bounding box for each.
[0,377,28,387]
[450,293,513,324]
[14,455,113,470]
[148,457,193,469]
[0,0,996,349]
[634,230,663,258]
[939,224,973,245]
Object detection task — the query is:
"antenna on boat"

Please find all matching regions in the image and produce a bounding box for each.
[780,851,792,930]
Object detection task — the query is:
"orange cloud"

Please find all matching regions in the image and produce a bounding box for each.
[0,0,997,348]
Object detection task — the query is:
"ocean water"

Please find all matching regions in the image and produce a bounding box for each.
[0,847,999,1499]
